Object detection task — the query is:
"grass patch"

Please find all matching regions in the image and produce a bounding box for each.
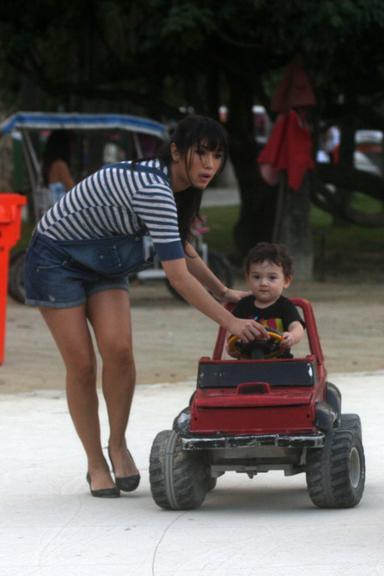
[12,220,35,254]
[200,205,239,254]
[201,203,384,280]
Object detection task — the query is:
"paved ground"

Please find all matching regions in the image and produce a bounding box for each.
[201,185,240,207]
[1,371,384,576]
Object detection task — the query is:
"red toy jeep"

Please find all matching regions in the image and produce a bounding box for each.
[149,298,365,510]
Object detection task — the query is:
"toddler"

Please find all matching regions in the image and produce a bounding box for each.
[230,242,304,358]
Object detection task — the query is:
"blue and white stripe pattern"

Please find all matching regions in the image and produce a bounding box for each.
[37,159,184,261]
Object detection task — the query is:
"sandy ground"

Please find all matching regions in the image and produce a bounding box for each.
[1,279,383,394]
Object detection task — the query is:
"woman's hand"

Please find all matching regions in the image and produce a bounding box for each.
[220,288,252,304]
[228,317,268,342]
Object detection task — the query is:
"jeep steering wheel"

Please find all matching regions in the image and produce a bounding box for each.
[227,327,284,359]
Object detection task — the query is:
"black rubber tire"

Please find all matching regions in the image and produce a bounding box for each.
[326,381,342,423]
[149,429,208,510]
[339,413,362,439]
[306,414,365,508]
[207,251,233,292]
[206,476,217,491]
[8,249,26,304]
[165,250,233,302]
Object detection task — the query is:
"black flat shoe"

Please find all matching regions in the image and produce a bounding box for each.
[108,447,141,492]
[86,473,120,498]
[115,473,141,493]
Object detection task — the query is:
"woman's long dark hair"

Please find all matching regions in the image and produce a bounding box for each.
[160,115,228,246]
[42,130,72,186]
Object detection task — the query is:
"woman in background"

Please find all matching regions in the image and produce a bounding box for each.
[42,130,75,201]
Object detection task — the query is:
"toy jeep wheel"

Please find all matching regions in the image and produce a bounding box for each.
[149,430,208,510]
[8,249,26,304]
[206,476,217,491]
[306,413,365,508]
[340,413,362,439]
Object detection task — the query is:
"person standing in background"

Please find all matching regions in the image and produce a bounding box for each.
[42,130,75,202]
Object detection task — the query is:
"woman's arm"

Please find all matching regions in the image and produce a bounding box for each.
[162,257,267,341]
[183,241,250,304]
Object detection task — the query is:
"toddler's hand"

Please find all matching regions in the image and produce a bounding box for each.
[281,332,294,348]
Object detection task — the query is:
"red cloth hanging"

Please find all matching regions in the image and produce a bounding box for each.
[257,110,314,191]
[271,56,316,114]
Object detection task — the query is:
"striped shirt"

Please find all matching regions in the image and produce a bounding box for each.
[37,159,184,261]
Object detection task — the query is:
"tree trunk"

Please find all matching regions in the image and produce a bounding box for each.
[278,174,313,281]
[225,73,278,261]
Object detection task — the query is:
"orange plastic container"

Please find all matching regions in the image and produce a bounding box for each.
[0,193,27,364]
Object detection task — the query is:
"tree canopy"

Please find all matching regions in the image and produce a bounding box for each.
[1,1,383,117]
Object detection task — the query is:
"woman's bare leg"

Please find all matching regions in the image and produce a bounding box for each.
[39,305,115,490]
[87,289,139,478]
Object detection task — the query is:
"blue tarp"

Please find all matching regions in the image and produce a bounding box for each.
[0,112,167,139]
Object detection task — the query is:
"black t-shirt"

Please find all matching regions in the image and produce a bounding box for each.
[231,295,304,358]
[232,295,303,332]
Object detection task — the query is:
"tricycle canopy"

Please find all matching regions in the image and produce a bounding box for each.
[0,111,166,138]
[0,111,168,221]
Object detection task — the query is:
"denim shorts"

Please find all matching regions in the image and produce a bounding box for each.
[25,233,134,308]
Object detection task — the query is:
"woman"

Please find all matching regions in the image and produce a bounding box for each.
[42,130,75,202]
[25,115,267,498]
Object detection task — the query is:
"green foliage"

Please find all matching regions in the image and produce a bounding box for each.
[12,221,34,253]
[201,205,239,254]
[1,0,384,115]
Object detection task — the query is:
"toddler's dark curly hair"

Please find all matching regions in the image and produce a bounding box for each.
[244,242,293,278]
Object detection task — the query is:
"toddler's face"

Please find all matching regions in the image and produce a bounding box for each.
[247,260,291,306]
